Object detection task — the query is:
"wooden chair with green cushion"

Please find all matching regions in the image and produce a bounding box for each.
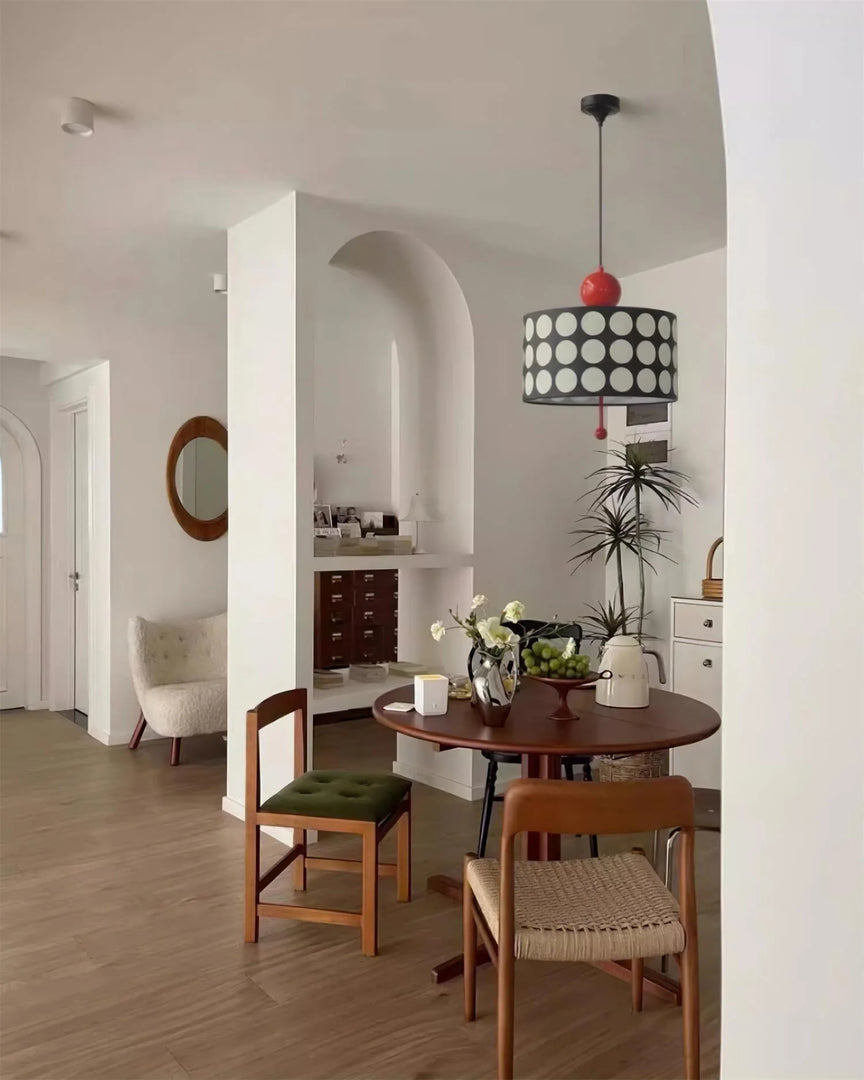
[244,688,411,957]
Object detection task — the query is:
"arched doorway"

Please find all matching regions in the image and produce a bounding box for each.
[0,406,42,710]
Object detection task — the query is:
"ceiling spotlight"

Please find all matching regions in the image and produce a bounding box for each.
[211,273,228,295]
[61,97,95,137]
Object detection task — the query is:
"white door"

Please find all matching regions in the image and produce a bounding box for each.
[0,424,27,710]
[73,410,89,715]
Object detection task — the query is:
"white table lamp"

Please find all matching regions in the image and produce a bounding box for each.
[401,493,433,553]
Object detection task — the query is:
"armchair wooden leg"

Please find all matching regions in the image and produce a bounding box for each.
[361,825,379,957]
[396,801,411,902]
[292,828,307,891]
[128,712,147,750]
[463,866,477,1022]
[170,738,182,766]
[680,942,701,1079]
[497,934,515,1080]
[244,820,260,944]
[631,957,645,1012]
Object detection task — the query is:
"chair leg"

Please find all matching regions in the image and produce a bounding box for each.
[680,940,701,1079]
[661,828,682,973]
[563,758,575,782]
[477,758,498,857]
[170,738,182,766]
[497,930,515,1080]
[582,761,599,856]
[361,824,379,957]
[128,712,147,749]
[292,828,307,892]
[463,866,477,1022]
[652,828,661,869]
[244,820,260,943]
[396,800,411,902]
[631,957,644,1012]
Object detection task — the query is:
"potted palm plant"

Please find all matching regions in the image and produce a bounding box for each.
[570,442,697,778]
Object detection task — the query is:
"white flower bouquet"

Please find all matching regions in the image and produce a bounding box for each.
[430,595,525,657]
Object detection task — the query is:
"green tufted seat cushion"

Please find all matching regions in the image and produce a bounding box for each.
[260,770,411,823]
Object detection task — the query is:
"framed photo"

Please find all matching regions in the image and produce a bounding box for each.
[313,504,332,529]
[333,505,361,525]
[623,402,672,440]
[339,521,362,539]
[361,511,384,531]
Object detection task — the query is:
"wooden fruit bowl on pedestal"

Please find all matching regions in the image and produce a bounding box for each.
[522,671,604,720]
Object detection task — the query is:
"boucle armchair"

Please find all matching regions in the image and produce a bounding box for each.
[127,613,227,765]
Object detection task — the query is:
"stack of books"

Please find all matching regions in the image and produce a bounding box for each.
[348,664,388,683]
[313,669,345,689]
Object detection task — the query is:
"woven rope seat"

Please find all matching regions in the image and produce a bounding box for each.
[466,851,685,963]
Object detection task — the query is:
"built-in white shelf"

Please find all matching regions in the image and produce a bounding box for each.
[312,552,473,572]
[312,672,415,716]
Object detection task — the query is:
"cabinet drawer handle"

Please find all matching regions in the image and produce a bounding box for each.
[364,592,375,600]
[364,573,374,582]
[363,629,374,638]
[331,575,343,583]
[702,658,713,668]
[364,611,374,619]
[331,593,342,602]
[703,618,714,628]
[331,632,342,641]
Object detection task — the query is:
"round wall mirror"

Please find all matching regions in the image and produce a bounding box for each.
[166,416,227,540]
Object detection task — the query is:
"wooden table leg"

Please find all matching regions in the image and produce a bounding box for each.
[522,753,562,860]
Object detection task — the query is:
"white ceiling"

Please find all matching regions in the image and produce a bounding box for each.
[0,0,724,365]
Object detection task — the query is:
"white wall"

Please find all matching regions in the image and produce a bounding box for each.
[0,356,50,702]
[710,2,864,1077]
[313,266,394,511]
[105,297,227,742]
[604,248,726,661]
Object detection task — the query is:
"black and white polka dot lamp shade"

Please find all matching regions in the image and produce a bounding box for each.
[522,306,678,405]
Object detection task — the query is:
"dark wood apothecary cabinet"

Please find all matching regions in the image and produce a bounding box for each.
[314,570,398,668]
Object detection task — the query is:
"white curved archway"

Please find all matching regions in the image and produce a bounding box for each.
[0,405,42,708]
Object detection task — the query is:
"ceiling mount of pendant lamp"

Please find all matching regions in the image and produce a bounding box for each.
[522,93,678,437]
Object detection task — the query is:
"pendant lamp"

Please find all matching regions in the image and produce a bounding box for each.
[522,94,677,436]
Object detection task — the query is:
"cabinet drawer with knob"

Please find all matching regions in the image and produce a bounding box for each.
[670,640,722,789]
[673,601,723,643]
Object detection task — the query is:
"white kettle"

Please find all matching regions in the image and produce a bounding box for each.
[595,635,650,709]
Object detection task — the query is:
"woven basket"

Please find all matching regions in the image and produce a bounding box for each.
[701,536,723,600]
[597,750,669,783]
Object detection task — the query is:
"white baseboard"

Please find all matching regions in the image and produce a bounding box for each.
[221,795,246,821]
[393,760,486,801]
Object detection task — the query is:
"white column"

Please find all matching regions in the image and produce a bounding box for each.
[225,192,312,829]
[710,3,864,1076]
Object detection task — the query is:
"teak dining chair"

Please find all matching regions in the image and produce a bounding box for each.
[244,689,412,956]
[463,776,699,1080]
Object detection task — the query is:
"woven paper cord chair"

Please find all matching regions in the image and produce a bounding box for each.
[463,776,700,1080]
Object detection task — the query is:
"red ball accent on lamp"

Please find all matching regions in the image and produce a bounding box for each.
[580,267,622,307]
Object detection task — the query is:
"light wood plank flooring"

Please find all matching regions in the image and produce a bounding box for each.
[0,710,719,1079]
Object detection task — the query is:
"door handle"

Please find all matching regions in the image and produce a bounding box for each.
[69,571,80,591]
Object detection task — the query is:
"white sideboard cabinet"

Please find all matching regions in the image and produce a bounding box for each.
[669,597,722,790]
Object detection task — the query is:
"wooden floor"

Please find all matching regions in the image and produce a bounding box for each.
[0,711,720,1080]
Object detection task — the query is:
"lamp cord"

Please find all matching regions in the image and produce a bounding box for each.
[597,119,604,268]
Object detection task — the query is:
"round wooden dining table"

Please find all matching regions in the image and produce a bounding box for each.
[373,679,720,996]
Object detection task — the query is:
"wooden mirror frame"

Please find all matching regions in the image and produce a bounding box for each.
[166,416,228,541]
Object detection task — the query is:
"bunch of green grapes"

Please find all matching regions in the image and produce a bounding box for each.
[520,640,592,680]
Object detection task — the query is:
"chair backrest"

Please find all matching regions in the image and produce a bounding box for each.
[245,689,307,814]
[496,776,697,958]
[127,613,226,696]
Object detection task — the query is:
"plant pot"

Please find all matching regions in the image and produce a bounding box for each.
[469,645,517,728]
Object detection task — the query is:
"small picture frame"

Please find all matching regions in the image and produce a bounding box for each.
[333,505,361,525]
[313,504,332,529]
[339,522,362,539]
[361,511,384,531]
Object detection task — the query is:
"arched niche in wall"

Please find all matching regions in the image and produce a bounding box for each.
[318,230,475,559]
